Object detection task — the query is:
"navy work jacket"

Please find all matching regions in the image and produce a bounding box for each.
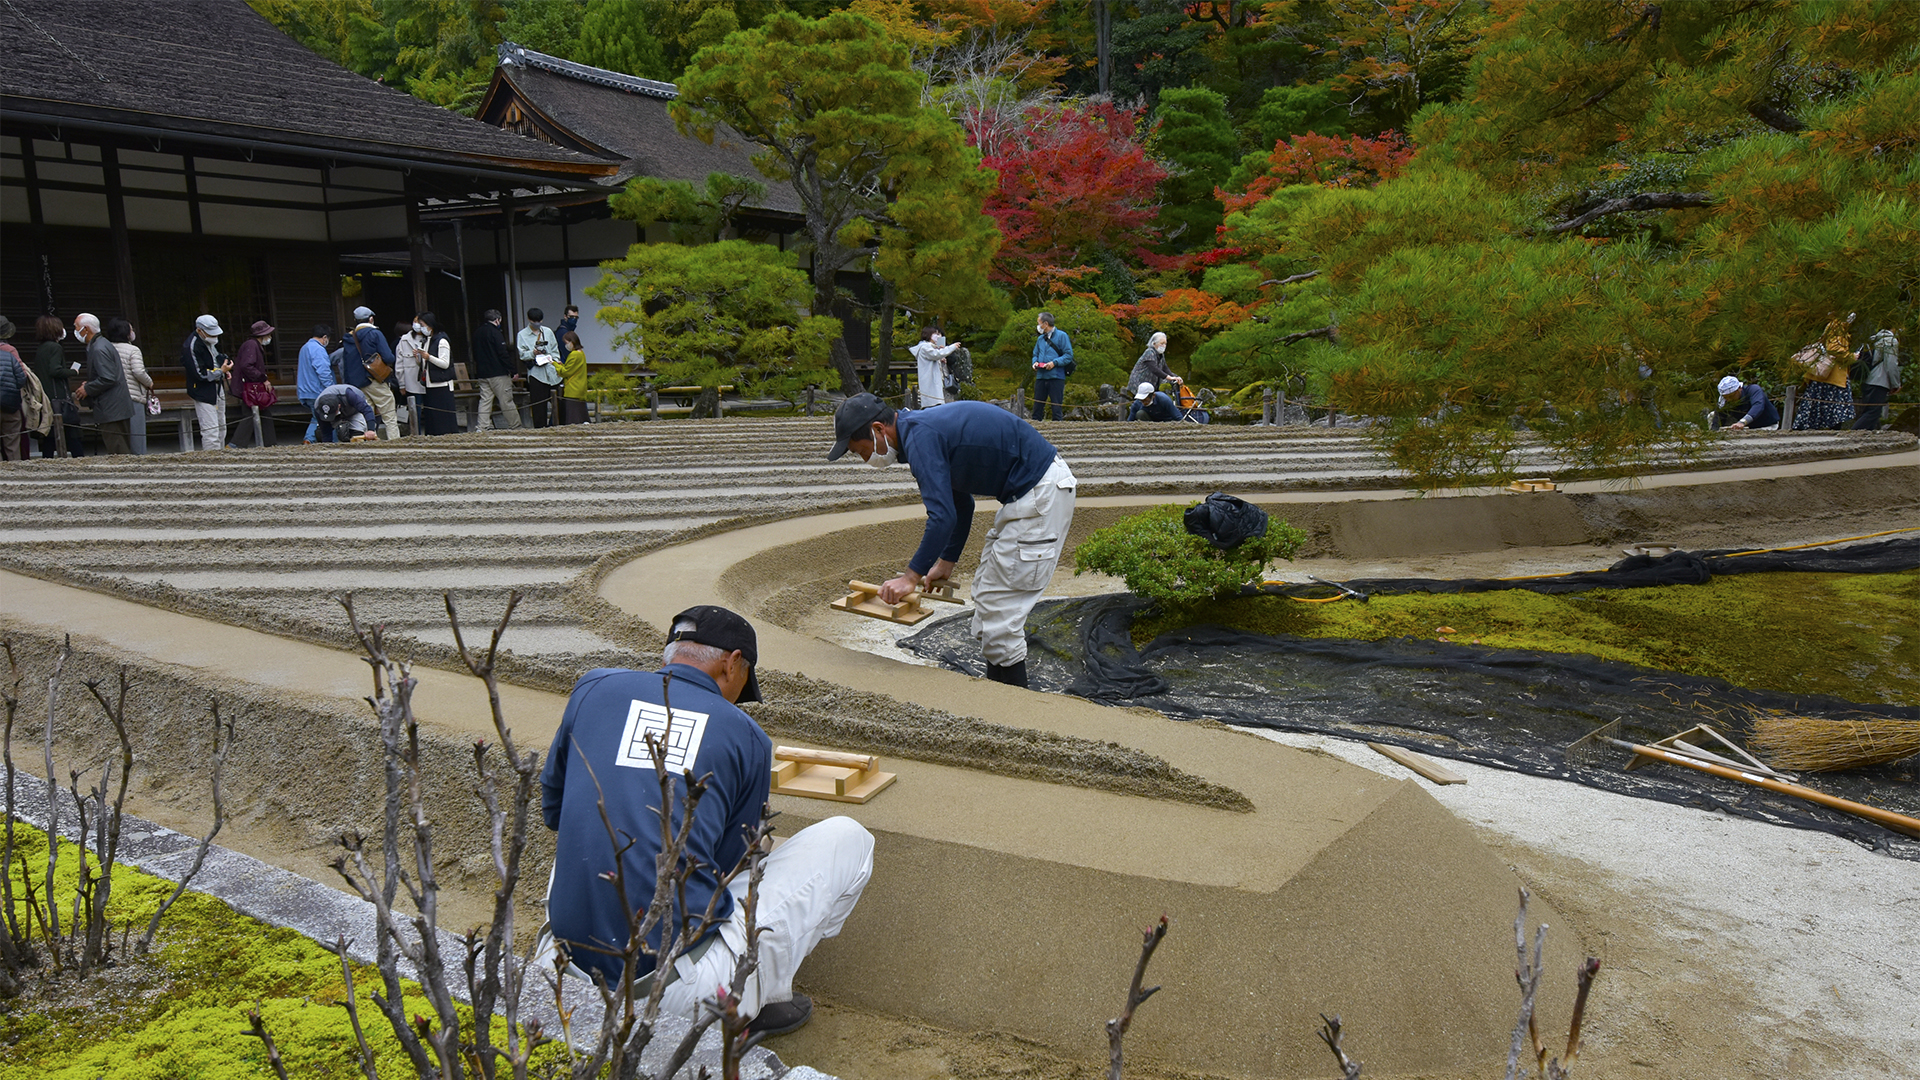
[895,401,1059,575]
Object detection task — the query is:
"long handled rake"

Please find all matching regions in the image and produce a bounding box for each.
[1566,720,1920,840]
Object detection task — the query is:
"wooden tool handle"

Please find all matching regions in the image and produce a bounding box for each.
[847,581,920,610]
[775,746,876,770]
[1626,741,1920,838]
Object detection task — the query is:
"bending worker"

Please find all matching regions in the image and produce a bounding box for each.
[827,392,1077,688]
[541,606,873,1037]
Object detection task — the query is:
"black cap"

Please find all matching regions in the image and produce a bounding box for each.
[667,605,761,703]
[827,393,889,462]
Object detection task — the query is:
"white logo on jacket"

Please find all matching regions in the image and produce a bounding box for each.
[614,700,709,773]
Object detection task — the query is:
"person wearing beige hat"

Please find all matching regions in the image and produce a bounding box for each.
[231,319,277,447]
[181,314,232,450]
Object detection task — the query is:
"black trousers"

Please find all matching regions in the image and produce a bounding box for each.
[1031,378,1064,421]
[1850,383,1890,429]
[528,378,555,427]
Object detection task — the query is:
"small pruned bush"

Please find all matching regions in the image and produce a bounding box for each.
[1074,504,1307,603]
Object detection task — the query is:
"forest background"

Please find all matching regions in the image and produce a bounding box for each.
[251,0,1919,485]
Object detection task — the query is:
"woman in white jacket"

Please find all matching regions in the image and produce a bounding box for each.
[909,325,963,407]
[106,318,153,454]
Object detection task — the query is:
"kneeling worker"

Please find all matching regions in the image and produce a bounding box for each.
[312,382,379,442]
[827,393,1077,688]
[541,605,873,1036]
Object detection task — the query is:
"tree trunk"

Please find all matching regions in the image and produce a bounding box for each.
[814,271,865,395]
[870,278,897,394]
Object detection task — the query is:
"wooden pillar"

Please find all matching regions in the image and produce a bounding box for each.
[101,145,139,321]
[406,187,429,316]
[502,194,521,324]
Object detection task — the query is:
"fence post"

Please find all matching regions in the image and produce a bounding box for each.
[804,386,815,416]
[1012,387,1024,416]
[251,406,264,447]
[179,407,193,452]
[648,386,659,422]
[1779,385,1796,432]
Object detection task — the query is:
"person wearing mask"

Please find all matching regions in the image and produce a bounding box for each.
[392,318,425,434]
[104,318,153,454]
[1029,311,1072,422]
[415,313,460,436]
[31,315,81,458]
[0,317,31,461]
[1126,333,1179,421]
[230,320,277,447]
[518,307,563,428]
[1131,381,1181,422]
[556,330,590,425]
[72,313,133,455]
[297,325,334,444]
[473,309,521,430]
[910,326,963,407]
[827,393,1077,688]
[341,305,400,441]
[1851,328,1902,430]
[1714,376,1780,430]
[556,304,580,339]
[312,380,380,443]
[1794,311,1855,430]
[180,314,231,451]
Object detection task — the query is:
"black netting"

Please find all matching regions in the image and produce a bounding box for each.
[901,542,1920,859]
[1255,536,1920,599]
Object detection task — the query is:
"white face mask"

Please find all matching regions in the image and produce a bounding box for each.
[932,333,945,348]
[261,336,272,346]
[412,323,427,336]
[866,426,898,469]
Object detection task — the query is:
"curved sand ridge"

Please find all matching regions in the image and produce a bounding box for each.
[1,424,1914,1077]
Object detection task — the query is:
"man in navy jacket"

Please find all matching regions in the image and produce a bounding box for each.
[828,394,1077,687]
[541,606,872,1036]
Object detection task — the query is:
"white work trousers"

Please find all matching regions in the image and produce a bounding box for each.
[970,456,1077,667]
[657,815,874,1020]
[364,380,401,440]
[194,391,226,450]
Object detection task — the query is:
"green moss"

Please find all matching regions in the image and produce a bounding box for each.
[2,825,564,1079]
[1132,571,1919,706]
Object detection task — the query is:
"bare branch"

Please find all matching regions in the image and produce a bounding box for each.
[1318,1014,1363,1079]
[1281,325,1336,346]
[243,1005,292,1080]
[140,703,231,954]
[330,936,381,1080]
[1746,100,1806,133]
[1106,916,1169,1080]
[1257,271,1320,288]
[41,636,70,957]
[1546,191,1713,234]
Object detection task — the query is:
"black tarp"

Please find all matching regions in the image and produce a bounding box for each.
[901,540,1920,859]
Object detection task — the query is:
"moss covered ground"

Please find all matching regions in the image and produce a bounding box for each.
[1,825,556,1079]
[1131,571,1919,707]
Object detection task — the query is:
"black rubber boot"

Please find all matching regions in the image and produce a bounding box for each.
[984,660,1028,688]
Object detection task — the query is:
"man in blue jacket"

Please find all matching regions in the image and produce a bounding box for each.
[297,325,333,443]
[1715,375,1780,430]
[340,305,398,440]
[1028,311,1071,421]
[541,606,872,1036]
[828,393,1077,688]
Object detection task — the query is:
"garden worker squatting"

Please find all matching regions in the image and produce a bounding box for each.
[827,393,1077,688]
[540,606,874,1037]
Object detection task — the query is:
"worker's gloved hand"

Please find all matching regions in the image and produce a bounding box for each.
[879,572,921,604]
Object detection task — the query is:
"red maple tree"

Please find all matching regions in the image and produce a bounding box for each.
[977,102,1172,292]
[1221,131,1416,213]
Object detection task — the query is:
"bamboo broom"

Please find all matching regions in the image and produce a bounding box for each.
[1747,714,1920,773]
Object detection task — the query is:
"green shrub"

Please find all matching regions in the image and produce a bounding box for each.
[1073,504,1307,603]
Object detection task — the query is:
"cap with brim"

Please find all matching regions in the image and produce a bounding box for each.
[666,604,761,703]
[195,315,223,336]
[1135,382,1153,399]
[250,320,275,338]
[353,306,375,321]
[827,392,889,462]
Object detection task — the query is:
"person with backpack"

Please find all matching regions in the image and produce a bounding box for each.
[0,316,29,461]
[181,314,231,450]
[1029,311,1072,421]
[340,305,399,440]
[1850,328,1902,430]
